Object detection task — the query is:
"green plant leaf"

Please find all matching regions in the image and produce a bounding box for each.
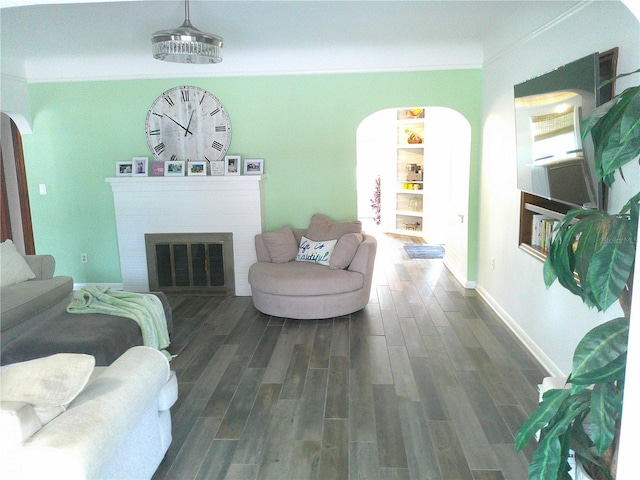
[589,382,623,456]
[586,216,635,311]
[529,397,590,480]
[570,353,626,386]
[570,317,629,383]
[515,388,571,451]
[544,210,599,293]
[545,210,614,308]
[620,190,640,239]
[571,215,612,308]
[593,86,640,184]
[582,81,640,186]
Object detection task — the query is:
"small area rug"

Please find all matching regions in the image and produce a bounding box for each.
[403,244,445,259]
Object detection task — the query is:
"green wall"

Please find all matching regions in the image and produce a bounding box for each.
[23,69,482,284]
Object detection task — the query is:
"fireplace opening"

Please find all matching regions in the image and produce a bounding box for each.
[145,233,235,295]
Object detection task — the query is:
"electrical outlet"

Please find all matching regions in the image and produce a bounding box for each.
[81,253,88,263]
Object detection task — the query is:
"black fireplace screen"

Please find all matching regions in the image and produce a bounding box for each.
[145,233,234,295]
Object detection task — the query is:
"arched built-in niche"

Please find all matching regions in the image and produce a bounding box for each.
[356,107,471,282]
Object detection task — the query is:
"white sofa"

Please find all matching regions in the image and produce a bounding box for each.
[0,346,178,480]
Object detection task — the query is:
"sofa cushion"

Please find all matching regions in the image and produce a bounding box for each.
[249,261,364,296]
[1,240,36,287]
[0,401,44,445]
[330,233,364,270]
[0,276,74,332]
[306,213,362,241]
[262,225,298,263]
[295,236,337,266]
[0,353,95,426]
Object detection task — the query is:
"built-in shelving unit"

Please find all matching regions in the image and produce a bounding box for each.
[394,108,426,236]
[518,192,573,261]
[517,48,617,262]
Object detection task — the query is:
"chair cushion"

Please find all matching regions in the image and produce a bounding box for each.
[262,225,298,263]
[330,233,364,269]
[249,261,364,296]
[306,213,362,241]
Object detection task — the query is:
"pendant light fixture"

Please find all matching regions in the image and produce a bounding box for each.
[152,0,223,64]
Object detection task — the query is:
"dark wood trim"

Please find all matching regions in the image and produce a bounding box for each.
[1,149,13,241]
[10,118,35,254]
[599,47,619,105]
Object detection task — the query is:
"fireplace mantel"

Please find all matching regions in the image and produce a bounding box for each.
[106,175,266,296]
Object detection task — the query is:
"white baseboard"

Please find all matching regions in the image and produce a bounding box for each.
[443,259,477,289]
[475,284,565,377]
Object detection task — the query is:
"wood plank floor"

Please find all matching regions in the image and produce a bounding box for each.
[152,232,546,480]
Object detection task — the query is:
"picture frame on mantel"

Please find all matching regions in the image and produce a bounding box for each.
[225,155,241,176]
[132,157,148,177]
[244,158,264,175]
[164,160,185,176]
[151,161,165,177]
[188,161,207,176]
[116,161,132,176]
[210,160,225,176]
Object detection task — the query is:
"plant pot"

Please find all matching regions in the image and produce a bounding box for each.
[575,461,593,480]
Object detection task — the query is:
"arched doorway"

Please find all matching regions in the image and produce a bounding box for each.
[1,112,34,254]
[356,107,471,280]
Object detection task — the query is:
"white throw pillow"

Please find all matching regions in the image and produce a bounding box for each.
[0,240,36,287]
[0,353,95,425]
[295,236,337,266]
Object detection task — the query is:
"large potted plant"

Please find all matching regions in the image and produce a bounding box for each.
[515,69,640,480]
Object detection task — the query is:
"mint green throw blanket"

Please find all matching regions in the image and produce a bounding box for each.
[67,287,171,360]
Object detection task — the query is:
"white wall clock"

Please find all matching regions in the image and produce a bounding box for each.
[145,86,232,162]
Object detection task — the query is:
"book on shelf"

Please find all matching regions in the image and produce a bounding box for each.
[531,214,558,253]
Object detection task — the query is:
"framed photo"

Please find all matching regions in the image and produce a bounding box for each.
[244,158,264,175]
[164,160,185,176]
[188,161,207,176]
[224,155,241,176]
[210,161,225,176]
[132,157,148,176]
[150,161,165,177]
[116,161,132,176]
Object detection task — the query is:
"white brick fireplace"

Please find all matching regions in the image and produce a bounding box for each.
[106,176,265,296]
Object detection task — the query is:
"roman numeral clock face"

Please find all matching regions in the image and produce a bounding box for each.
[145,86,231,162]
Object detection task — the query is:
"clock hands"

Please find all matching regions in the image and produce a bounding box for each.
[184,111,195,138]
[164,114,193,136]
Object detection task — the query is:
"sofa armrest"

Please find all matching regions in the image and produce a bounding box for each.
[23,255,55,280]
[347,234,377,276]
[18,346,171,480]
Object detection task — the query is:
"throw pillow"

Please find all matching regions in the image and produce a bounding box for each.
[306,213,362,241]
[295,236,337,266]
[0,240,36,287]
[330,233,364,270]
[262,225,298,263]
[0,353,96,425]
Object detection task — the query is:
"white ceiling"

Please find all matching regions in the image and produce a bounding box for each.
[1,0,592,82]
